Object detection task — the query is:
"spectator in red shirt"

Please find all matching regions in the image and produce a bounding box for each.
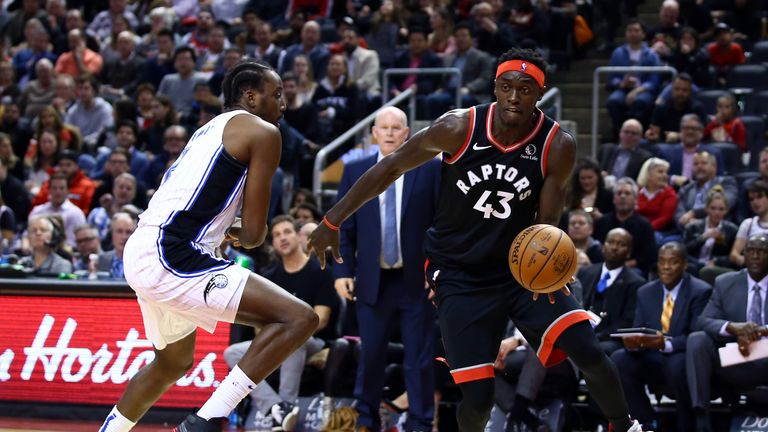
[703,92,746,152]
[707,23,745,87]
[637,157,678,241]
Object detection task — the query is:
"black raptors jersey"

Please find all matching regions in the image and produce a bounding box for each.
[424,103,561,273]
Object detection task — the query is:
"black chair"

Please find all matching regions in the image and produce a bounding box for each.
[742,116,766,170]
[709,142,744,175]
[695,89,729,116]
[745,90,768,117]
[727,64,768,91]
[749,40,768,65]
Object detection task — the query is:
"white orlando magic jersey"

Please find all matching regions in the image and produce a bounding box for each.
[139,110,250,255]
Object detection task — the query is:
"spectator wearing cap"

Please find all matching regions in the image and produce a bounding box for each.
[100,31,146,98]
[19,58,56,120]
[65,76,114,148]
[87,0,139,43]
[157,47,209,117]
[281,21,331,80]
[29,173,87,249]
[707,23,745,87]
[55,29,104,79]
[31,149,96,214]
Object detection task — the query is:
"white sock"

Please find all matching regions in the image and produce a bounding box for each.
[197,365,257,420]
[99,406,136,432]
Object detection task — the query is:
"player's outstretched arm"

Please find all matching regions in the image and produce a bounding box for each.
[225,114,282,248]
[308,109,470,268]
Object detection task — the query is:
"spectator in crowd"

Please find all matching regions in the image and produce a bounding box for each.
[100,30,146,99]
[3,0,47,47]
[88,173,138,241]
[181,7,215,56]
[29,172,87,249]
[312,54,359,143]
[208,48,242,98]
[282,72,319,143]
[19,215,73,274]
[143,95,178,155]
[646,0,680,62]
[675,151,738,231]
[87,0,138,43]
[565,157,614,225]
[703,92,746,153]
[334,107,439,432]
[94,120,149,183]
[426,22,493,119]
[707,22,746,87]
[729,180,768,268]
[0,133,23,181]
[645,73,707,143]
[196,24,228,73]
[291,202,321,225]
[52,74,77,116]
[678,0,714,41]
[282,21,331,81]
[737,147,768,221]
[140,28,176,89]
[24,129,60,197]
[96,211,136,279]
[32,106,80,155]
[611,242,711,432]
[365,0,405,69]
[687,234,768,432]
[595,177,658,276]
[428,7,456,59]
[606,20,662,136]
[65,75,114,149]
[721,0,762,50]
[391,27,442,113]
[470,2,516,58]
[224,215,338,432]
[72,223,101,272]
[637,158,678,241]
[667,114,724,186]
[56,9,100,55]
[0,192,16,246]
[157,46,209,117]
[579,228,645,355]
[90,147,147,212]
[32,149,95,214]
[340,26,381,101]
[569,209,605,265]
[134,83,154,129]
[19,58,55,121]
[251,21,283,70]
[0,61,21,101]
[666,27,711,89]
[144,125,187,191]
[136,6,175,58]
[55,28,104,79]
[0,161,30,226]
[0,98,33,159]
[12,19,57,89]
[684,187,739,273]
[600,119,653,181]
[291,54,318,106]
[298,221,317,254]
[100,15,141,64]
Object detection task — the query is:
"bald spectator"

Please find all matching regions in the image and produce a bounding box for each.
[157,47,208,117]
[87,0,138,43]
[19,58,56,120]
[100,31,146,98]
[29,173,87,249]
[600,119,653,181]
[281,21,331,80]
[65,75,114,148]
[646,0,681,61]
[96,212,136,279]
[55,29,104,78]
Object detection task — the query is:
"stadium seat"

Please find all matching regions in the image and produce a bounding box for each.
[708,142,744,175]
[695,89,729,116]
[727,64,768,91]
[745,90,768,117]
[749,40,768,65]
[742,116,766,170]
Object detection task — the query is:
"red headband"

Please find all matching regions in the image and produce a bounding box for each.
[495,60,545,88]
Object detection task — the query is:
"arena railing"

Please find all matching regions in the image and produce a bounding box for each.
[591,65,677,157]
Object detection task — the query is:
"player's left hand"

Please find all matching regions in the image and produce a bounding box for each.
[532,277,574,304]
[225,217,242,247]
[307,220,343,270]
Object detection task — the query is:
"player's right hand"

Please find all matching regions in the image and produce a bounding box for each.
[335,278,355,301]
[532,277,574,304]
[307,221,343,269]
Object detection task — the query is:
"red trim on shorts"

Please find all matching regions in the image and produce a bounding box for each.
[540,122,560,178]
[537,310,591,367]
[444,107,476,164]
[450,363,495,384]
[485,104,545,153]
[424,258,430,274]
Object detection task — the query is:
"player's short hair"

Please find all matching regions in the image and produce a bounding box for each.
[497,48,548,77]
[221,59,275,109]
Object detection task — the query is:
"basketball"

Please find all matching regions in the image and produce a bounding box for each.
[508,224,578,294]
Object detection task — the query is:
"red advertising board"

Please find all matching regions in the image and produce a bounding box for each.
[0,295,231,407]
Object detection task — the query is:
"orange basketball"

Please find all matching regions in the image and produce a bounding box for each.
[508,224,578,294]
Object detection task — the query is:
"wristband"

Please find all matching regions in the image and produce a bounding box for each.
[323,216,340,231]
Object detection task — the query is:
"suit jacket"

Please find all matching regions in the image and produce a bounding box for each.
[333,155,441,305]
[698,269,768,342]
[578,264,646,341]
[634,273,712,351]
[664,144,725,177]
[348,46,381,96]
[97,249,116,272]
[392,49,443,95]
[598,144,654,180]
[683,218,739,267]
[442,47,493,101]
[674,175,739,228]
[594,212,658,275]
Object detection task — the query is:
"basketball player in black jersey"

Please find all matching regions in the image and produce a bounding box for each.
[309,48,641,432]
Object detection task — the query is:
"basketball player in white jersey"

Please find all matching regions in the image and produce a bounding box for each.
[99,60,319,432]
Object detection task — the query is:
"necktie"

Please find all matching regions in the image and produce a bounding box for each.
[596,272,611,294]
[661,292,674,333]
[383,183,399,266]
[749,285,763,325]
[111,257,124,279]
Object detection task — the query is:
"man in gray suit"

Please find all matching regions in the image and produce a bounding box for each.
[340,27,381,99]
[97,212,136,279]
[675,151,738,231]
[686,234,768,432]
[426,22,493,118]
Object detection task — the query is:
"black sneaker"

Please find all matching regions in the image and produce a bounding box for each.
[270,401,300,431]
[173,414,223,432]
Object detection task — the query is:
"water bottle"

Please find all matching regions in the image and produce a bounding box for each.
[227,410,240,429]
[88,253,99,280]
[234,254,254,270]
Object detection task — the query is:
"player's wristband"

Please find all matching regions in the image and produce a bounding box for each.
[323,216,340,231]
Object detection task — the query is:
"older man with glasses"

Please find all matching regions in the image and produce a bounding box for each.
[72,223,101,272]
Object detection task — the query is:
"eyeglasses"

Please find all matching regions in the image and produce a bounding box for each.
[76,236,97,243]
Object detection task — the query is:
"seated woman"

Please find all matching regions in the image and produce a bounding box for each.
[24,129,61,198]
[636,157,678,244]
[684,187,738,273]
[560,157,613,229]
[703,92,746,153]
[19,215,73,275]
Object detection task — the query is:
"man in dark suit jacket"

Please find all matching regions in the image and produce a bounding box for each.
[687,234,768,432]
[598,119,653,181]
[96,212,136,279]
[579,228,645,355]
[611,242,711,431]
[333,107,440,432]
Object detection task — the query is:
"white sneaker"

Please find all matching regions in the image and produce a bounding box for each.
[270,402,300,431]
[627,420,643,432]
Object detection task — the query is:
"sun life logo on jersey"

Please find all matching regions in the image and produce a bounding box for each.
[521,143,538,161]
[203,274,229,305]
